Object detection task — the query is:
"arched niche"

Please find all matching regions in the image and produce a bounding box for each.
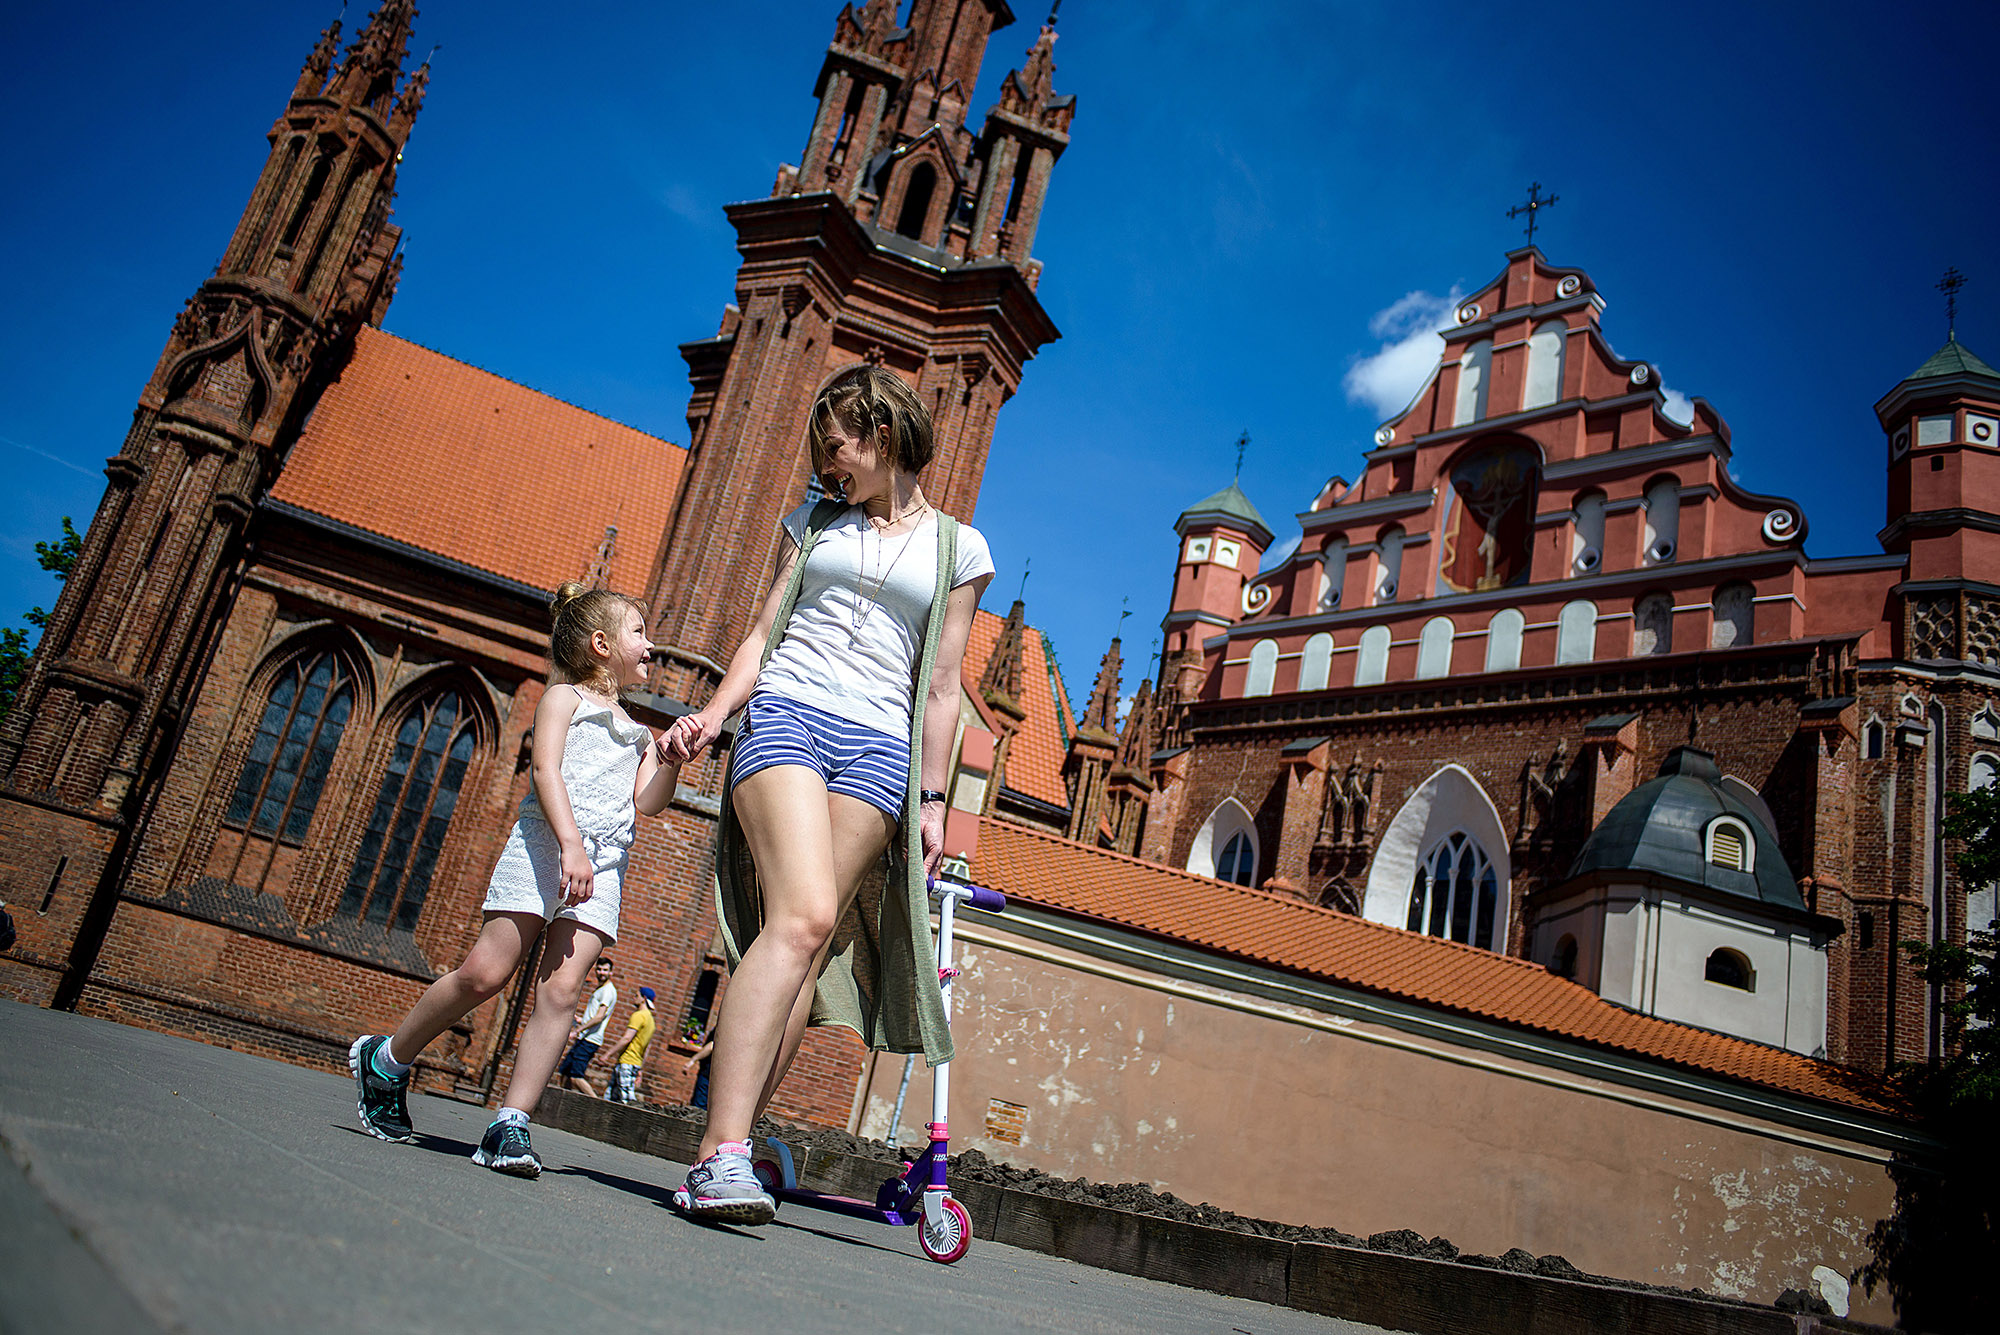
[1556,600,1598,664]
[1453,339,1492,426]
[1485,608,1524,672]
[1522,319,1566,410]
[1362,764,1512,950]
[1416,617,1454,679]
[1299,633,1334,692]
[1245,639,1279,697]
[1355,625,1392,687]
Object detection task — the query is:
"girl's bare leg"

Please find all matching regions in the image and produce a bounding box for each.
[698,766,895,1159]
[497,917,609,1114]
[388,912,542,1065]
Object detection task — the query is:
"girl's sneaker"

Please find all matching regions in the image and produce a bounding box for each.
[673,1146,776,1224]
[472,1118,543,1178]
[348,1035,413,1142]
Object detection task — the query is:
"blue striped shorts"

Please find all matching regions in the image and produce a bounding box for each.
[731,693,909,820]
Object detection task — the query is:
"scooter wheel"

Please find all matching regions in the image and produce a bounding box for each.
[752,1159,783,1204]
[917,1195,972,1264]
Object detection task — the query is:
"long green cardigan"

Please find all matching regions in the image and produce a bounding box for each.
[711,499,959,1065]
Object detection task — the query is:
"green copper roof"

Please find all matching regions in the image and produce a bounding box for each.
[1179,481,1270,532]
[1900,335,2000,386]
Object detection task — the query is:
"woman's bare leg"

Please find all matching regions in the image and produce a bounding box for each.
[750,792,897,1121]
[697,766,899,1159]
[388,912,541,1065]
[497,918,609,1114]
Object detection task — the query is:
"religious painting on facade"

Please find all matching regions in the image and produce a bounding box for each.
[1438,442,1539,593]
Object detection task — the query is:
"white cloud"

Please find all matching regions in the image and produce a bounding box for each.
[1660,386,1695,426]
[1342,288,1463,422]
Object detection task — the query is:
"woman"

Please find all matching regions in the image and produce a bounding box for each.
[663,364,993,1223]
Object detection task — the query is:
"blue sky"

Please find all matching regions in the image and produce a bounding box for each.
[3,1,1995,708]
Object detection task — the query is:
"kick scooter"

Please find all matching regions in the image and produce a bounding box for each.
[751,873,1006,1264]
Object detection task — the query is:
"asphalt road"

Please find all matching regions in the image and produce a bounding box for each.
[0,1000,1399,1334]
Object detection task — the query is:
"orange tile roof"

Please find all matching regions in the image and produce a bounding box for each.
[963,607,1076,809]
[974,817,1900,1117]
[270,327,685,593]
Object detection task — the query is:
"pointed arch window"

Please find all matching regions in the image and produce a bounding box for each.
[1406,831,1500,950]
[1188,798,1258,885]
[1216,831,1257,886]
[340,691,479,932]
[225,651,355,844]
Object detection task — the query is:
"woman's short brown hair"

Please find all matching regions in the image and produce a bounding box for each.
[807,364,936,481]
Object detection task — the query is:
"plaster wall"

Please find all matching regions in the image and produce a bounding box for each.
[857,921,1896,1323]
[1536,885,1829,1055]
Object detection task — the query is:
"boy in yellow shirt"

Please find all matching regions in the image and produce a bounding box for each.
[592,986,656,1103]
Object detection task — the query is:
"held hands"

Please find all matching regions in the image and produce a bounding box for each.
[558,842,595,906]
[662,710,723,763]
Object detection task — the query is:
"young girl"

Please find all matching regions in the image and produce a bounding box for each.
[663,364,993,1222]
[349,583,678,1177]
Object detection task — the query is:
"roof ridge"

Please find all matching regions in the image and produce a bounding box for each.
[364,327,683,447]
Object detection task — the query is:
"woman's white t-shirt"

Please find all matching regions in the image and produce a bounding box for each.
[756,503,995,739]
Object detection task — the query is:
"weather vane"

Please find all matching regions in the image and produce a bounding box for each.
[1017,557,1031,603]
[1118,596,1131,636]
[1938,267,1967,336]
[1508,182,1559,246]
[1234,430,1250,479]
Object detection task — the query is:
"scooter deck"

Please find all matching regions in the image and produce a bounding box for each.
[771,1185,916,1227]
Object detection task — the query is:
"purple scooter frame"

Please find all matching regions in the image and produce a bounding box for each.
[751,874,1006,1264]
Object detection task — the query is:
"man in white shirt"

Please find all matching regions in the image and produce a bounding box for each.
[555,956,617,1095]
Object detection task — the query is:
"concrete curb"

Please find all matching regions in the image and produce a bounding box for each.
[536,1091,1889,1334]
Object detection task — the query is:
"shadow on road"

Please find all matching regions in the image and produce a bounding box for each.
[330,1123,480,1161]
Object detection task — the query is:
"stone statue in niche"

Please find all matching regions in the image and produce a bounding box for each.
[1439,444,1539,594]
[1519,738,1571,845]
[1318,753,1385,851]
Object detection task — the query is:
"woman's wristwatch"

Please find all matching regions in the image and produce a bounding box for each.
[919,789,948,805]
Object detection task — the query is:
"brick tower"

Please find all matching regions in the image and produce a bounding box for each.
[649,0,1073,695]
[0,3,424,1006]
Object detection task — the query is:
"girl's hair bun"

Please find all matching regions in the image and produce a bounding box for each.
[550,580,589,619]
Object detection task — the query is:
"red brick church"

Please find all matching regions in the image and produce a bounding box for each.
[2,2,1992,1310]
[0,0,1077,1121]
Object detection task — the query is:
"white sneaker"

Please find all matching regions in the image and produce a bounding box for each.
[672,1146,776,1224]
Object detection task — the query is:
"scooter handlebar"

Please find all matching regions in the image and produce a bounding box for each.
[929,878,1007,914]
[964,884,1006,913]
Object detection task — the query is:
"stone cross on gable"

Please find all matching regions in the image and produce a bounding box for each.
[1508,182,1559,246]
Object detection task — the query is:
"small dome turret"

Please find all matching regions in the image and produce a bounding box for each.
[1567,747,1802,910]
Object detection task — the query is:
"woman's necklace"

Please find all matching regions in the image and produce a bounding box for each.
[849,499,930,641]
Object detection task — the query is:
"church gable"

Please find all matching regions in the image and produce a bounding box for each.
[1201,249,1832,702]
